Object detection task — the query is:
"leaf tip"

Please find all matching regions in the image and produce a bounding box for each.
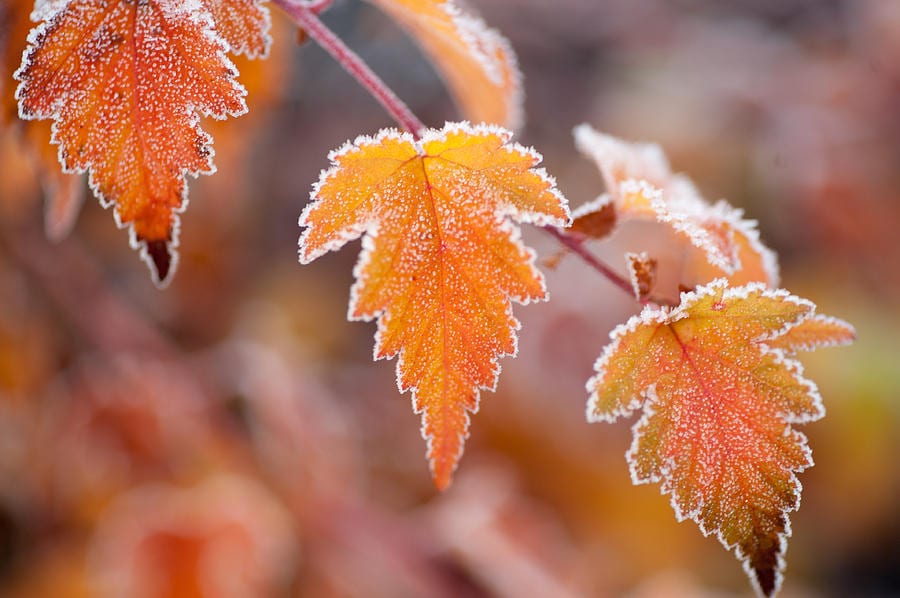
[428,436,462,492]
[431,466,455,492]
[143,239,176,288]
[744,538,786,598]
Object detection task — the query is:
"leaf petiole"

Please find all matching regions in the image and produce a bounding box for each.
[543,226,674,306]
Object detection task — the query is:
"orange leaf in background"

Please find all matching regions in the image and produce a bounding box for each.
[90,476,297,598]
[299,122,569,489]
[681,215,780,289]
[573,124,779,288]
[1,0,86,241]
[15,0,249,285]
[201,0,272,58]
[29,120,87,242]
[0,0,29,125]
[574,126,671,203]
[587,279,855,597]
[366,0,523,129]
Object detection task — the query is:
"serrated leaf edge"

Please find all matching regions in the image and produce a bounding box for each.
[586,278,834,597]
[298,121,569,265]
[13,0,249,287]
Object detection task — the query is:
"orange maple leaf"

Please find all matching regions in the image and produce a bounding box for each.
[14,0,250,284]
[299,122,569,489]
[365,0,522,129]
[201,0,272,58]
[586,279,854,597]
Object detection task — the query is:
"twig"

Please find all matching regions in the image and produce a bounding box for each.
[543,226,671,306]
[303,0,334,14]
[273,0,426,137]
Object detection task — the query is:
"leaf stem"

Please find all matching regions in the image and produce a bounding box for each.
[543,226,671,306]
[273,0,426,137]
[303,0,335,14]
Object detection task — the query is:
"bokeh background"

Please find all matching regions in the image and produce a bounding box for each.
[0,0,898,596]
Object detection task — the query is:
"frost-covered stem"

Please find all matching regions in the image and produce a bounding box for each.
[303,0,334,14]
[274,0,426,137]
[543,226,658,306]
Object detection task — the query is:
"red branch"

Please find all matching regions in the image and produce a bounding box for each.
[272,0,426,137]
[542,226,637,297]
[543,226,674,306]
[304,0,334,14]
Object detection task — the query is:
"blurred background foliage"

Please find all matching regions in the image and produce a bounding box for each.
[0,0,897,596]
